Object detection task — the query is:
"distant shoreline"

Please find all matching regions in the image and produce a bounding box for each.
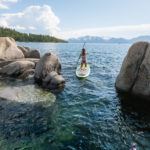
[0,27,67,43]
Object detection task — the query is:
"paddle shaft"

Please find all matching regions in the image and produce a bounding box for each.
[75,42,86,69]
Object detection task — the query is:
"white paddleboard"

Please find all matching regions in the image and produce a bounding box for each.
[76,64,90,78]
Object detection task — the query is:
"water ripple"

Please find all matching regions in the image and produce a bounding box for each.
[3,42,148,150]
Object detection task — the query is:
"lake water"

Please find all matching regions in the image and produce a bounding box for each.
[0,42,150,150]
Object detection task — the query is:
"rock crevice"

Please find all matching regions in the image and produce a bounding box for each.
[130,43,149,91]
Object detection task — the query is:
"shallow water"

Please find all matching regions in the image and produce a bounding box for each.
[0,42,150,150]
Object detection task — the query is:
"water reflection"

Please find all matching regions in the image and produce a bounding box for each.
[118,93,150,150]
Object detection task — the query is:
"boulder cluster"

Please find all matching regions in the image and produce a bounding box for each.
[0,37,65,90]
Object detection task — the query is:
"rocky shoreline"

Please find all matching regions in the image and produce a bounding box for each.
[0,37,65,93]
[1,37,150,102]
[0,37,65,141]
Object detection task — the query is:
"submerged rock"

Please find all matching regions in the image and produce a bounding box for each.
[0,80,56,141]
[115,41,150,99]
[0,85,56,106]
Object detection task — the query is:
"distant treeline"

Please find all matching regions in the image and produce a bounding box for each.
[0,27,67,43]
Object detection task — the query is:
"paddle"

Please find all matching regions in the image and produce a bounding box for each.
[75,53,81,69]
[75,42,86,69]
[82,42,86,49]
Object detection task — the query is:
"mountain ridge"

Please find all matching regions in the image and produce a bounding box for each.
[69,35,150,43]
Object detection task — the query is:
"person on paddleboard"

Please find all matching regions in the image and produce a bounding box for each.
[80,48,87,69]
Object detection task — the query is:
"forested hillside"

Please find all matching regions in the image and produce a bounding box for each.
[0,27,66,43]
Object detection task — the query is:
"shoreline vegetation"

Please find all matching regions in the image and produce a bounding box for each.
[0,27,67,43]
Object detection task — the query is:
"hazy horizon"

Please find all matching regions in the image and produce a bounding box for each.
[0,0,150,39]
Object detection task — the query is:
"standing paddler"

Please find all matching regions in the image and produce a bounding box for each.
[76,43,90,78]
[79,43,87,69]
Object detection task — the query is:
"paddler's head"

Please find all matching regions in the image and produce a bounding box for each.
[82,48,86,54]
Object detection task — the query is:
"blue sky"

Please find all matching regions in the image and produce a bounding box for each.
[0,0,150,39]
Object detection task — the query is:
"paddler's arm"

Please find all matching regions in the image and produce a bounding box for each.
[79,53,82,59]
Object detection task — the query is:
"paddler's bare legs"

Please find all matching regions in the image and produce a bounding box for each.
[81,62,87,69]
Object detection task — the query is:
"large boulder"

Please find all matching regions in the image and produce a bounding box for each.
[0,37,24,59]
[132,44,150,96]
[115,41,150,99]
[0,58,39,68]
[17,46,29,58]
[0,60,35,77]
[34,53,65,89]
[26,49,40,58]
[18,46,40,58]
[18,69,35,79]
[42,71,65,89]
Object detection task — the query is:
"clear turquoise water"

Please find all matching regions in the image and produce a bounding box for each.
[0,42,150,150]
